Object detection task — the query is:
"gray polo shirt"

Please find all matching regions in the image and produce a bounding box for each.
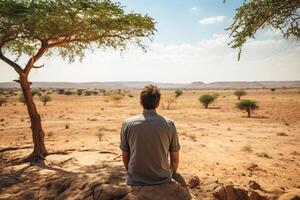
[120,109,180,186]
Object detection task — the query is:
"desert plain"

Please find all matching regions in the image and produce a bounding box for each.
[0,88,299,199]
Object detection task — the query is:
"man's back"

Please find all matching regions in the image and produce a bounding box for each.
[120,109,180,185]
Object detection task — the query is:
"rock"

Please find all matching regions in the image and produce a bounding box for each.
[249,180,262,190]
[213,185,249,200]
[279,189,300,200]
[188,176,200,188]
[249,189,268,200]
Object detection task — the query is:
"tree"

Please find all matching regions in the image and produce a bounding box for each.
[227,0,300,60]
[77,89,83,96]
[174,89,183,98]
[0,97,6,107]
[40,95,51,106]
[236,99,258,117]
[0,0,155,162]
[109,93,124,106]
[234,89,247,100]
[199,94,216,108]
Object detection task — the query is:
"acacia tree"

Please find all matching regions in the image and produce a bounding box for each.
[227,0,300,60]
[0,0,155,162]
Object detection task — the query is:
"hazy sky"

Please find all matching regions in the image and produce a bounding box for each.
[0,0,299,83]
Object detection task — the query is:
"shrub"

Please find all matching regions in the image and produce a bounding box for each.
[174,89,183,98]
[242,145,252,152]
[270,88,276,92]
[236,99,258,117]
[40,95,52,106]
[199,94,216,108]
[64,91,73,95]
[234,89,247,100]
[277,132,288,136]
[19,94,26,105]
[56,88,65,94]
[76,89,83,96]
[109,93,124,106]
[256,152,272,159]
[84,90,92,96]
[0,97,7,107]
[31,89,42,97]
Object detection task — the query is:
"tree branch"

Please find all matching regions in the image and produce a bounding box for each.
[32,64,45,69]
[23,40,48,76]
[0,51,23,75]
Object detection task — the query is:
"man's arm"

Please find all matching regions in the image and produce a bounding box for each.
[170,151,179,173]
[122,151,130,170]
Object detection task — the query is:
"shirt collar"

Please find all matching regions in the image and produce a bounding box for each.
[143,109,157,114]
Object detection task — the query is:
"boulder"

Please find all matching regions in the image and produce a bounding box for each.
[213,185,249,200]
[249,180,262,191]
[249,189,268,200]
[188,176,200,188]
[279,189,300,200]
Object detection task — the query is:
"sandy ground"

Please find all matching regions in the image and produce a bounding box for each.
[0,88,299,199]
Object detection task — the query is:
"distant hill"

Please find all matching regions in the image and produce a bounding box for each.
[0,81,299,89]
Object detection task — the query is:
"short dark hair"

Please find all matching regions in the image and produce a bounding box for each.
[140,84,161,109]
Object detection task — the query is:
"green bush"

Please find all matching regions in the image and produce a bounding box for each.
[64,91,73,95]
[31,89,42,97]
[0,97,7,107]
[199,94,216,108]
[77,89,83,96]
[174,89,183,98]
[234,89,247,100]
[236,99,258,117]
[56,88,65,94]
[40,95,52,106]
[270,88,276,92]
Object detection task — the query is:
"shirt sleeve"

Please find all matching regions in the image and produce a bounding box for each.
[120,122,130,152]
[169,121,180,152]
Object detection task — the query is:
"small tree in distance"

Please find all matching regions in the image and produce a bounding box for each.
[236,99,258,118]
[110,93,124,107]
[199,94,216,109]
[174,89,183,98]
[40,95,52,106]
[234,89,247,100]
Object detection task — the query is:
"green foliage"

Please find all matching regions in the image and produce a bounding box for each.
[77,89,83,96]
[256,152,272,159]
[64,90,74,95]
[0,97,7,106]
[56,88,65,94]
[174,89,183,98]
[227,0,300,60]
[234,89,247,100]
[236,99,258,117]
[31,88,42,97]
[40,94,51,106]
[110,93,124,104]
[199,94,216,108]
[0,0,156,62]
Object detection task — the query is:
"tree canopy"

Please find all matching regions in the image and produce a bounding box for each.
[0,0,156,73]
[227,0,300,60]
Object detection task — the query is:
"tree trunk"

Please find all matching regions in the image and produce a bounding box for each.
[247,109,251,118]
[20,75,47,162]
[205,103,208,109]
[44,101,46,106]
[238,96,241,100]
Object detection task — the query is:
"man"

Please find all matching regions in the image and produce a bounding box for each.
[120,84,180,185]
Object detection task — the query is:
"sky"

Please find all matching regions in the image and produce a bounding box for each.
[0,0,299,83]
